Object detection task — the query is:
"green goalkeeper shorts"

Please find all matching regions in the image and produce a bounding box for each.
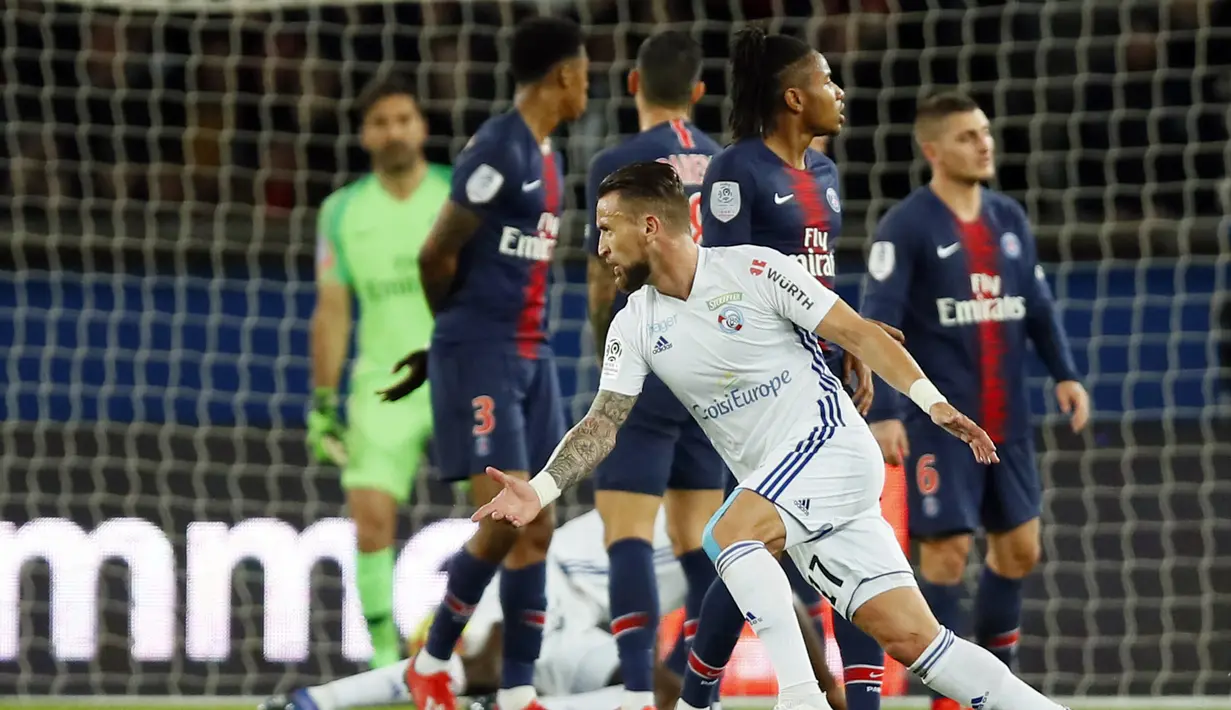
[342,377,433,504]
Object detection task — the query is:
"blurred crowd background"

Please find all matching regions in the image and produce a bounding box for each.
[2,0,1229,247]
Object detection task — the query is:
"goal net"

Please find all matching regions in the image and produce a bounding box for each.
[1,0,1228,700]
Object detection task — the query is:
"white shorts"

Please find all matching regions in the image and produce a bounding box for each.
[736,426,916,619]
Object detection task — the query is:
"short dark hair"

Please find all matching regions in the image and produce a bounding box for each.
[914,91,981,137]
[511,17,585,84]
[356,75,416,119]
[636,30,703,108]
[728,25,813,140]
[597,161,690,231]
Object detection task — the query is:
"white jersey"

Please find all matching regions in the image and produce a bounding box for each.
[600,245,867,482]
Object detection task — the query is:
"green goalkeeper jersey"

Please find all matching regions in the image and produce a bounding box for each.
[316,165,451,383]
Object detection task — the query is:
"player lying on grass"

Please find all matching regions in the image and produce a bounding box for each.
[256,509,843,710]
[473,160,1073,710]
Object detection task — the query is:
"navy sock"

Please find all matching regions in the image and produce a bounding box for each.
[973,567,1024,669]
[918,580,966,699]
[425,549,499,662]
[678,547,717,666]
[680,579,744,709]
[500,562,548,689]
[608,538,659,693]
[832,613,884,710]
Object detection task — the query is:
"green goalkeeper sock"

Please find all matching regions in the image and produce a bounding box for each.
[356,547,400,668]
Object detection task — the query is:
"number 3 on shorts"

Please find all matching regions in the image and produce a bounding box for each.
[471,395,495,436]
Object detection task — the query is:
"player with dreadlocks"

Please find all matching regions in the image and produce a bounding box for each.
[681,25,891,710]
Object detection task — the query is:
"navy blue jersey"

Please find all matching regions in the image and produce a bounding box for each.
[701,138,844,371]
[585,119,722,413]
[435,111,564,357]
[860,187,1080,442]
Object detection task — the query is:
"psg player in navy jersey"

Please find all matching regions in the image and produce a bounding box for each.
[582,31,729,710]
[678,27,886,710]
[860,92,1089,710]
[381,17,589,710]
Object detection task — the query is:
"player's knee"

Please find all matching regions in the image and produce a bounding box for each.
[504,504,555,568]
[987,536,1040,578]
[347,490,398,553]
[703,492,786,561]
[595,491,658,547]
[664,489,723,555]
[853,588,939,667]
[353,515,396,553]
[917,535,972,585]
[467,517,522,564]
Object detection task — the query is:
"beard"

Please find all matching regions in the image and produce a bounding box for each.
[377,143,419,174]
[615,260,651,293]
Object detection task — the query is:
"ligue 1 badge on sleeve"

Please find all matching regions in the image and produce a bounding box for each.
[1001,232,1021,258]
[602,339,623,377]
[710,181,741,223]
[825,187,841,213]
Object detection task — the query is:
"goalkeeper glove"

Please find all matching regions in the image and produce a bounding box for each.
[307,387,348,466]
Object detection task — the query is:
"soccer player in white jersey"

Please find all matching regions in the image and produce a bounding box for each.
[473,161,1073,710]
[257,508,840,710]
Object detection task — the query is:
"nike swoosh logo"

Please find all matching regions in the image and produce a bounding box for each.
[522,179,542,191]
[774,192,794,204]
[937,242,961,258]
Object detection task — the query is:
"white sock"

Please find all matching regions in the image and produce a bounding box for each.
[910,627,1065,710]
[674,702,706,710]
[307,659,411,710]
[497,684,537,710]
[715,541,822,701]
[622,689,654,710]
[414,649,450,675]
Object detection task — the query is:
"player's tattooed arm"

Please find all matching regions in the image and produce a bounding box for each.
[586,255,618,359]
[541,390,637,490]
[418,201,483,315]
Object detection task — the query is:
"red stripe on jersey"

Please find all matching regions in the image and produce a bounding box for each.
[789,163,834,350]
[515,152,559,359]
[683,618,699,640]
[522,610,548,629]
[986,629,1020,649]
[806,601,826,620]
[960,217,1008,442]
[669,119,695,149]
[844,664,885,686]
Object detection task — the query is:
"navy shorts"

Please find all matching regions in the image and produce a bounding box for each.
[429,344,566,483]
[905,422,1040,538]
[594,377,725,495]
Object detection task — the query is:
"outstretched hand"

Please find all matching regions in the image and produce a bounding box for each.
[377,350,429,402]
[929,403,999,464]
[471,467,544,527]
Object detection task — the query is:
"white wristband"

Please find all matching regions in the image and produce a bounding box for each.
[528,473,562,508]
[909,379,948,413]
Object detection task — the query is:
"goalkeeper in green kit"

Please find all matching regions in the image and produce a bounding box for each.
[309,76,449,668]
